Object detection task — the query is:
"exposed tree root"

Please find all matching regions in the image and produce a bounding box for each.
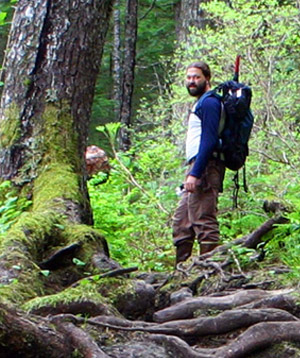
[153,289,294,322]
[0,211,297,358]
[53,308,297,338]
[142,308,297,337]
[240,292,300,315]
[0,210,109,303]
[0,303,73,358]
[58,321,110,358]
[150,334,200,358]
[28,299,116,317]
[150,321,300,358]
[213,321,300,358]
[38,242,82,270]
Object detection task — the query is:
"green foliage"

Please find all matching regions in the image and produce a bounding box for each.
[172,0,300,272]
[265,209,300,280]
[0,0,15,65]
[0,181,32,235]
[89,0,176,144]
[0,11,7,26]
[176,0,300,174]
[89,119,183,271]
[88,0,299,276]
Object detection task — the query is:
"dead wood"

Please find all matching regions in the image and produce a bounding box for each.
[199,215,288,261]
[186,215,289,291]
[153,289,289,323]
[71,266,139,288]
[243,216,288,249]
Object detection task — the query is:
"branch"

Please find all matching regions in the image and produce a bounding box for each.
[199,215,288,261]
[112,148,169,214]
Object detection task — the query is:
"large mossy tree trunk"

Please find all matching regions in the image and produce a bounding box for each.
[0,0,113,302]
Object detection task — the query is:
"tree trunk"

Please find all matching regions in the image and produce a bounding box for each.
[0,0,113,301]
[119,0,138,151]
[112,0,122,120]
[175,0,208,43]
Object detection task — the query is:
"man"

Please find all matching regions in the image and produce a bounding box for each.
[173,61,225,266]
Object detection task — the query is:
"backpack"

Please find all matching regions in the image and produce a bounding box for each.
[215,79,254,171]
[213,56,254,206]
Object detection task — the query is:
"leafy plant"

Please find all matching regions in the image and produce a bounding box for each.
[0,181,32,235]
[88,0,299,275]
[89,121,183,271]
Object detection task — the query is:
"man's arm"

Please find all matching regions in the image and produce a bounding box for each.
[185,96,221,192]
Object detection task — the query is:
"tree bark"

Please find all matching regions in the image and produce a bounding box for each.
[175,0,209,43]
[119,0,138,151]
[0,0,113,301]
[112,0,122,120]
[0,0,112,206]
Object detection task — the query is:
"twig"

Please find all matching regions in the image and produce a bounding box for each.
[228,249,245,276]
[71,267,138,287]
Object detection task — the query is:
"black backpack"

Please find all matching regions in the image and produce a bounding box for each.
[214,56,254,206]
[215,79,254,171]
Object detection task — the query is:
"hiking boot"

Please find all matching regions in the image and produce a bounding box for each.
[175,241,193,266]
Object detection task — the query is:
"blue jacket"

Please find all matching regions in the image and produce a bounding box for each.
[187,91,221,178]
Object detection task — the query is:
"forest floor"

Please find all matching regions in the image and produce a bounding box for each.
[1,215,300,358]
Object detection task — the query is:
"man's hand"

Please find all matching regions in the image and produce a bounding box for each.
[184,175,198,193]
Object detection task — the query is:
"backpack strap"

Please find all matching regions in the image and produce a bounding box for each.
[195,90,224,143]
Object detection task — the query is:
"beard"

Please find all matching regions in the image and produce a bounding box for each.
[186,80,206,97]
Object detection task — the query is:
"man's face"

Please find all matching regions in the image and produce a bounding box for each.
[185,67,207,97]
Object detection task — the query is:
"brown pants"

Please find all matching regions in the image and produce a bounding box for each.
[173,159,225,259]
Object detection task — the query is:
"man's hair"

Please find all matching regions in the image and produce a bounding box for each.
[186,61,211,81]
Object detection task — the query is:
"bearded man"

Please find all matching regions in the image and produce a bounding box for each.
[173,61,226,266]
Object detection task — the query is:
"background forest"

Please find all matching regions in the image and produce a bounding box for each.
[0,0,299,279]
[89,0,300,278]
